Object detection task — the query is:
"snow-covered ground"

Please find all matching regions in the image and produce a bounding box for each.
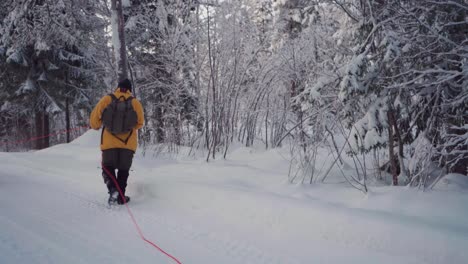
[1,130,468,264]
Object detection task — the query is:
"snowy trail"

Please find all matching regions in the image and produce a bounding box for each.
[1,131,468,264]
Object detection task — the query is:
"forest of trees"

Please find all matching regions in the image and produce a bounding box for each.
[1,0,467,189]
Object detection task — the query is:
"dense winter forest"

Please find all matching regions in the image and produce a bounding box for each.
[0,0,467,189]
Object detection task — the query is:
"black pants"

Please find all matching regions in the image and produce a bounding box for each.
[102,148,134,195]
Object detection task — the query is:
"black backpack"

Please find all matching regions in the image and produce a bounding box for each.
[101,94,138,143]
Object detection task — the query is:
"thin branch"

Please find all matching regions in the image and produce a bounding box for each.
[332,0,359,22]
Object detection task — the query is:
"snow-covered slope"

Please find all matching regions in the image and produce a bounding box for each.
[1,130,468,264]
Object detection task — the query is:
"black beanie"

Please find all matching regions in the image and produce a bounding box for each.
[118,79,132,92]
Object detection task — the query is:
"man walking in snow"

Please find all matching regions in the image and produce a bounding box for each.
[90,79,144,205]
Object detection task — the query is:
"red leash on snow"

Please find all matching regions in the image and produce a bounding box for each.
[2,126,182,264]
[101,164,182,264]
[0,126,90,147]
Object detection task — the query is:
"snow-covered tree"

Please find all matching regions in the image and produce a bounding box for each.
[0,0,108,149]
[339,0,468,185]
[1,0,465,186]
[124,0,199,148]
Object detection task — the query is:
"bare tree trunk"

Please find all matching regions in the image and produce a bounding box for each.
[389,109,407,182]
[207,6,218,160]
[388,110,398,186]
[111,0,128,80]
[175,116,181,146]
[155,99,164,143]
[128,61,137,97]
[265,94,269,149]
[35,109,43,150]
[34,105,50,150]
[65,97,70,143]
[43,109,50,148]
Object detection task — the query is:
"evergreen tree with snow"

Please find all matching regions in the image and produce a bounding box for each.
[124,0,199,146]
[339,0,468,185]
[0,0,108,149]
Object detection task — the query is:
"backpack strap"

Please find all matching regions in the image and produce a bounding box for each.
[108,93,118,101]
[122,98,129,133]
[120,96,135,144]
[108,94,119,131]
[101,94,117,145]
[108,130,133,145]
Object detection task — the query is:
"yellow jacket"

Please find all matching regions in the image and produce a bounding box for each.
[90,89,144,152]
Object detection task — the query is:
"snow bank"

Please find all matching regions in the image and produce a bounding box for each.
[433,173,468,192]
[3,130,468,263]
[35,129,100,163]
[70,129,100,147]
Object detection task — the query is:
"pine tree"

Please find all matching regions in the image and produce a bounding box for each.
[339,0,468,185]
[124,0,199,146]
[0,0,108,150]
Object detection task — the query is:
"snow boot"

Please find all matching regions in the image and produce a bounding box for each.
[108,191,119,205]
[117,195,130,205]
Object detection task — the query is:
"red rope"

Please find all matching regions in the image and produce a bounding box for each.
[102,164,182,264]
[2,126,183,263]
[0,125,89,147]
